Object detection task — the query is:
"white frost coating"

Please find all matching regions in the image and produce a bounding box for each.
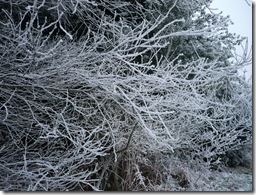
[0,0,252,192]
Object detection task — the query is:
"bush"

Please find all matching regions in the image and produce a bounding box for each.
[0,0,252,191]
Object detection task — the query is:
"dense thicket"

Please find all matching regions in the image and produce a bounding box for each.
[0,0,252,191]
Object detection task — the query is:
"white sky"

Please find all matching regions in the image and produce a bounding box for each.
[209,0,252,82]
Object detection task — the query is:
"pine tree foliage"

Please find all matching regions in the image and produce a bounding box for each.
[0,0,252,191]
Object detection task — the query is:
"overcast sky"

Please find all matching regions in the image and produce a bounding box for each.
[209,0,252,82]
